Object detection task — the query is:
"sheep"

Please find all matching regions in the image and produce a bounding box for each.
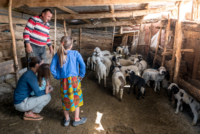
[116,46,129,55]
[100,56,112,76]
[126,70,146,100]
[168,83,200,126]
[87,56,91,69]
[112,67,126,101]
[95,57,107,87]
[131,57,147,74]
[91,52,97,71]
[126,53,143,60]
[94,47,111,55]
[112,56,135,66]
[117,65,140,79]
[142,66,167,92]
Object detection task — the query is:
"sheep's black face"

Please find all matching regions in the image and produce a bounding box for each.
[112,56,116,61]
[162,71,166,75]
[129,71,135,76]
[171,85,179,94]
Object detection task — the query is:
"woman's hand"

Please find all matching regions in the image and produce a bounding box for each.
[45,81,53,94]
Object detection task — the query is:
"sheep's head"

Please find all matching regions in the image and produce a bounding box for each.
[138,55,143,61]
[168,83,179,94]
[95,57,101,64]
[125,69,131,76]
[131,57,139,65]
[113,67,120,73]
[94,47,101,53]
[158,66,167,75]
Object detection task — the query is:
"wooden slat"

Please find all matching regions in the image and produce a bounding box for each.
[192,43,200,79]
[109,5,116,22]
[0,15,27,24]
[57,6,91,24]
[67,20,135,28]
[9,0,189,8]
[55,5,177,20]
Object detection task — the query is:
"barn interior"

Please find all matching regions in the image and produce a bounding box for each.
[0,0,200,133]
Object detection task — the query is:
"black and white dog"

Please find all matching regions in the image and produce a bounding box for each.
[168,83,200,126]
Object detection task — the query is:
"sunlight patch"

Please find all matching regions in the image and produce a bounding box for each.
[95,111,104,132]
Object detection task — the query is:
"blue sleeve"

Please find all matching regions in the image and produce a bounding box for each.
[50,54,59,80]
[27,76,45,97]
[77,52,86,78]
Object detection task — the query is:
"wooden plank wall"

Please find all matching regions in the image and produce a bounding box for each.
[71,28,113,60]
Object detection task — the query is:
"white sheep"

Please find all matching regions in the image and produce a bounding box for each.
[94,47,111,55]
[116,46,129,55]
[100,57,112,76]
[118,65,140,78]
[87,57,91,69]
[112,67,126,101]
[131,57,147,74]
[126,53,143,60]
[95,57,107,87]
[112,56,134,66]
[91,52,97,71]
[142,66,167,92]
[168,83,200,126]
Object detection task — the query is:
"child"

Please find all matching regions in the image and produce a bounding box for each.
[30,63,53,96]
[50,36,86,127]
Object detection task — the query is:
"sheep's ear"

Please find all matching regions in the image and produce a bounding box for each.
[118,65,122,69]
[127,69,130,71]
[125,70,128,74]
[112,56,116,61]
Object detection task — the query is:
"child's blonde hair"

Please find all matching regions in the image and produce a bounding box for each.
[57,36,73,67]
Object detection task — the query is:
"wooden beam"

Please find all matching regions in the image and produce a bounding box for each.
[153,27,162,68]
[9,0,189,8]
[55,5,177,20]
[136,23,142,53]
[178,78,200,103]
[0,15,27,24]
[112,26,115,52]
[63,20,67,36]
[54,9,57,54]
[109,5,116,22]
[145,23,152,60]
[57,6,91,24]
[67,20,135,28]
[173,1,183,83]
[14,6,39,16]
[8,0,19,83]
[161,14,170,66]
[192,43,200,79]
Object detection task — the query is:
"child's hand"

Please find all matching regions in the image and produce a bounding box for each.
[78,76,83,81]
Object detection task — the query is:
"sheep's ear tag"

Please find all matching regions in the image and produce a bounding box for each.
[136,53,137,55]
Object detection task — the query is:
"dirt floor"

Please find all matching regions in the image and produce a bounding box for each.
[0,70,200,134]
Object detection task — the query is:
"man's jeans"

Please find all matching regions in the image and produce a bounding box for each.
[26,44,47,68]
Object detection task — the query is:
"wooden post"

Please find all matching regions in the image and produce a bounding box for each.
[112,26,115,52]
[54,9,57,54]
[161,14,171,66]
[136,23,142,53]
[121,34,128,46]
[192,43,200,79]
[63,20,67,36]
[153,27,162,68]
[68,28,71,36]
[8,0,19,83]
[173,1,183,84]
[145,23,152,60]
[79,28,82,53]
[192,0,198,20]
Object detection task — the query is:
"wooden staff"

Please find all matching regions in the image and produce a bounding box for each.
[153,27,162,68]
[112,26,115,52]
[54,9,57,54]
[161,14,171,66]
[8,0,19,83]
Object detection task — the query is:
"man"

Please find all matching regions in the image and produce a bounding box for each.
[23,9,54,64]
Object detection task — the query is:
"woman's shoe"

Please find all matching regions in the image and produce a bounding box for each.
[23,112,43,121]
[73,117,87,127]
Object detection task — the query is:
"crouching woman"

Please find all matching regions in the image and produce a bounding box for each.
[50,36,86,127]
[13,57,52,120]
